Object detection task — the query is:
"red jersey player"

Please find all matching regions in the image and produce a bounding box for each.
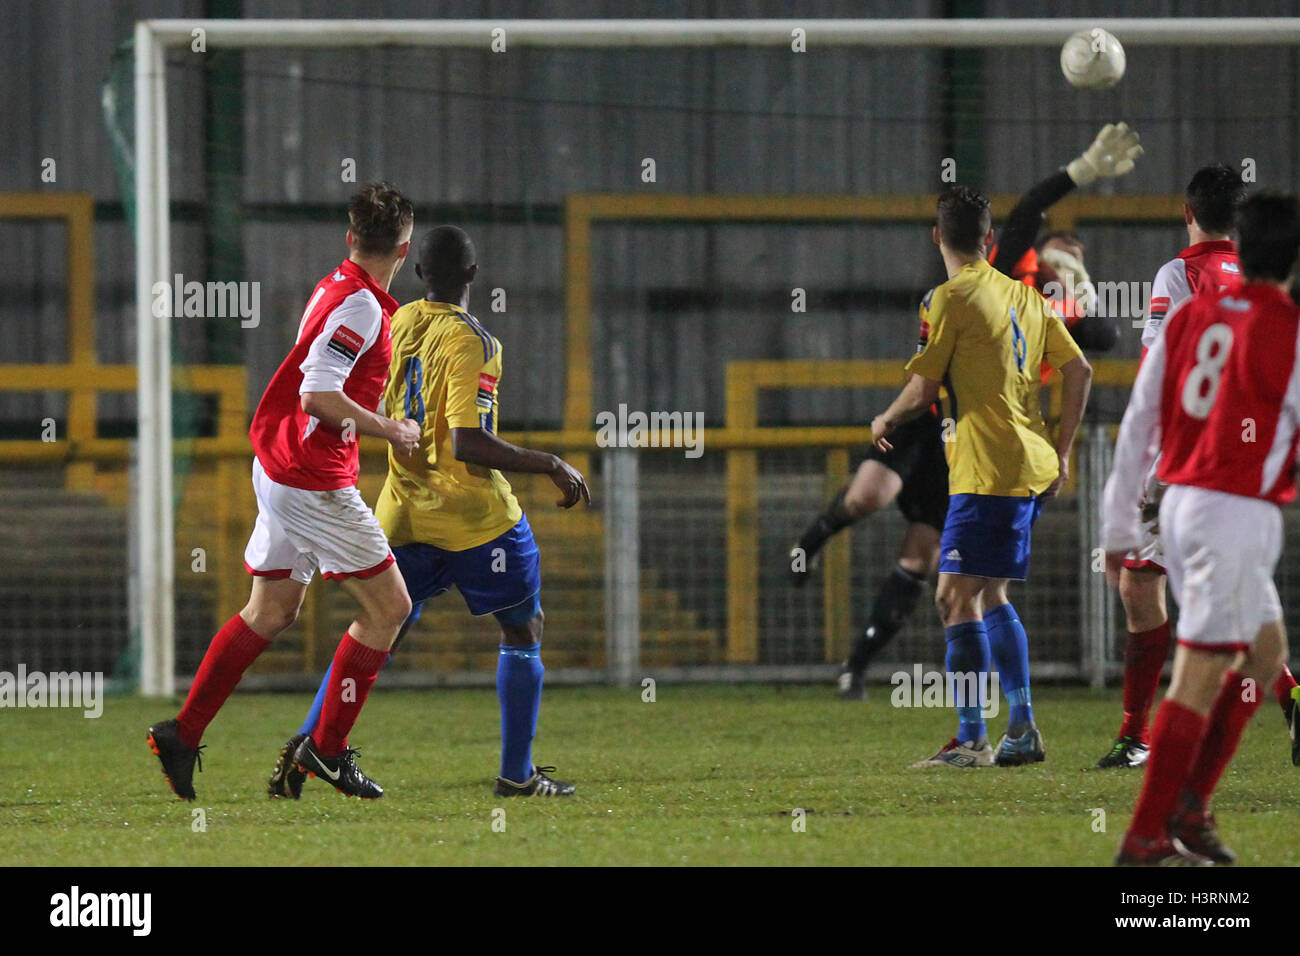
[148,183,421,801]
[1100,165,1300,770]
[1102,192,1300,865]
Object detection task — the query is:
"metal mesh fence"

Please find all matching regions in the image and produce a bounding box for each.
[8,18,1300,689]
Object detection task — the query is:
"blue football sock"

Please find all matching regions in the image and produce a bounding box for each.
[945,620,990,744]
[497,643,544,783]
[297,653,392,737]
[985,602,1034,736]
[298,662,334,736]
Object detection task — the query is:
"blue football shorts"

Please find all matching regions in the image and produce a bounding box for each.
[938,493,1044,581]
[393,514,542,627]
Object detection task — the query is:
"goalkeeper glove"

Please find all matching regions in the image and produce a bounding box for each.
[1066,122,1143,187]
[1039,246,1097,316]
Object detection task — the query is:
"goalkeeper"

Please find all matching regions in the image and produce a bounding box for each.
[789,123,1142,700]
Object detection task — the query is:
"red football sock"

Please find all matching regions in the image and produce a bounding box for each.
[1118,622,1172,743]
[1275,666,1298,711]
[1185,671,1260,806]
[176,614,270,749]
[1128,699,1207,840]
[312,632,388,757]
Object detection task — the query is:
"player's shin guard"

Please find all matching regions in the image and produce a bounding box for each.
[311,633,386,757]
[945,620,990,744]
[1118,623,1172,743]
[984,603,1033,736]
[1185,671,1260,806]
[498,643,544,784]
[176,614,270,749]
[1128,699,1208,840]
[847,565,925,673]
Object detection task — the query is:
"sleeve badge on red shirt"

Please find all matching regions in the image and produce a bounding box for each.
[326,326,365,363]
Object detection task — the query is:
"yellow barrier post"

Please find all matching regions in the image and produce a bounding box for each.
[724,364,760,663]
[0,193,98,489]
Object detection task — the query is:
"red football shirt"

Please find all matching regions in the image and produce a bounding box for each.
[1155,283,1300,503]
[249,259,398,491]
[1141,239,1241,351]
[1103,281,1300,553]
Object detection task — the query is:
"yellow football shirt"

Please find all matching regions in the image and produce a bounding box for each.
[905,258,1082,497]
[375,299,523,551]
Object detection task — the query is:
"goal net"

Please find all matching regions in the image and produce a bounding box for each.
[85,17,1300,695]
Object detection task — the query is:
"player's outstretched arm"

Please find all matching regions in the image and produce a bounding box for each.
[301,390,420,456]
[451,427,591,508]
[994,122,1143,281]
[994,172,1078,279]
[870,374,941,452]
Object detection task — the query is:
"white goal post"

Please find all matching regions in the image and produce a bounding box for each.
[133,16,1300,695]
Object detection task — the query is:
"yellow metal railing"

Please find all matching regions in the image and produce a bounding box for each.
[0,193,96,488]
[562,192,1182,439]
[722,358,1139,664]
[0,189,1153,670]
[0,357,1138,668]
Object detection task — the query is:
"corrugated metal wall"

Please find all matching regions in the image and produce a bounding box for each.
[5,0,1299,431]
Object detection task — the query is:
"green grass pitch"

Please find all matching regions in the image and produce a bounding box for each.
[3,685,1296,866]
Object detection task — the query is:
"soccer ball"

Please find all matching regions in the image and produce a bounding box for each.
[1060,28,1126,90]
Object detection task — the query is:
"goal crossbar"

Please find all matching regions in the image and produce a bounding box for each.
[132,17,1300,694]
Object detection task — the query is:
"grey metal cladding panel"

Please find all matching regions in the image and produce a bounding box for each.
[243,0,719,15]
[981,3,1298,194]
[1,222,67,367]
[1,0,196,198]
[95,220,137,366]
[244,47,380,202]
[235,45,943,202]
[985,0,1300,16]
[862,52,943,194]
[239,220,341,396]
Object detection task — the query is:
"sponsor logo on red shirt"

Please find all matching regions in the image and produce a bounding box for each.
[326,326,365,362]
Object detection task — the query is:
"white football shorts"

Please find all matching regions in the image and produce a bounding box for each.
[1159,483,1283,653]
[243,458,393,585]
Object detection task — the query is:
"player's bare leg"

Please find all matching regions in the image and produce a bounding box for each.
[294,564,412,798]
[148,577,308,800]
[912,573,996,768]
[791,459,900,586]
[839,519,938,699]
[493,608,574,797]
[1098,566,1168,768]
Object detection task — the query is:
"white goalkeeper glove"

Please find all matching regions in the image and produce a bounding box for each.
[1066,122,1143,187]
[1039,247,1097,316]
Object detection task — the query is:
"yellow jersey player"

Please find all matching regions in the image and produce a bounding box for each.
[269,225,590,799]
[870,186,1093,769]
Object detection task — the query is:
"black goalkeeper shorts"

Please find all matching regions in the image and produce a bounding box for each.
[861,411,950,532]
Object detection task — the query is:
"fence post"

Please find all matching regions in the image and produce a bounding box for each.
[1078,422,1114,688]
[604,446,640,686]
